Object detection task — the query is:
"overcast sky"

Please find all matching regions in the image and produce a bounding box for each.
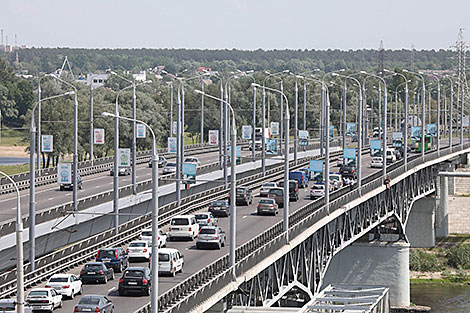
[2,0,468,50]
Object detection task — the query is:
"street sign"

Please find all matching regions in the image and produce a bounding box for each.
[57,163,72,184]
[136,124,146,138]
[168,137,177,153]
[118,148,131,167]
[208,130,219,146]
[94,128,105,144]
[427,124,436,136]
[270,122,279,136]
[41,135,53,152]
[242,125,252,140]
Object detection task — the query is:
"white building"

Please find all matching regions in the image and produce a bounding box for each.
[132,71,146,82]
[86,73,109,87]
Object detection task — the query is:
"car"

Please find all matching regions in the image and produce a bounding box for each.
[158,248,184,277]
[45,274,82,299]
[95,247,129,273]
[127,240,152,261]
[149,156,167,168]
[298,168,311,181]
[196,226,226,249]
[386,149,397,164]
[370,156,383,168]
[310,182,333,199]
[168,215,199,240]
[329,173,343,190]
[257,198,279,215]
[118,267,152,296]
[59,174,82,191]
[80,262,114,284]
[289,171,308,188]
[339,164,357,179]
[0,299,32,313]
[162,162,177,174]
[312,172,323,183]
[209,200,230,217]
[184,157,200,167]
[229,186,253,205]
[267,187,284,208]
[278,180,300,201]
[139,228,167,248]
[110,166,131,176]
[195,212,218,227]
[260,182,278,197]
[26,288,62,312]
[73,295,114,313]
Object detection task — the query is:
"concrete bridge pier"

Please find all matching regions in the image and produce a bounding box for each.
[436,175,449,238]
[405,197,436,248]
[321,240,410,307]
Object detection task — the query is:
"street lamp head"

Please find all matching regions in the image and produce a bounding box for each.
[251,83,261,88]
[246,70,254,74]
[145,80,153,84]
[402,69,409,73]
[331,73,339,77]
[360,71,367,74]
[194,89,204,95]
[101,112,115,118]
[383,68,391,73]
[296,75,304,79]
[64,91,76,96]
[338,69,345,72]
[282,70,290,73]
[265,70,271,75]
[314,68,321,72]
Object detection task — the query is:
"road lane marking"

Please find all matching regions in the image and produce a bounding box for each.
[243,215,248,219]
[108,287,115,292]
[48,197,54,200]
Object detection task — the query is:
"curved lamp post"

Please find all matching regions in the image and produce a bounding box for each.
[404,69,426,160]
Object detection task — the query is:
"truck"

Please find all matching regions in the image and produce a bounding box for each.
[251,127,271,150]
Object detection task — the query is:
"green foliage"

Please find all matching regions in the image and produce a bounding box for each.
[446,245,470,269]
[409,250,445,272]
[441,269,470,282]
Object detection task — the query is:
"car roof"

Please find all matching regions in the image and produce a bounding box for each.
[200,225,217,230]
[29,288,52,292]
[159,248,180,253]
[195,212,210,215]
[130,240,148,244]
[80,294,105,299]
[50,274,73,278]
[124,267,148,271]
[85,262,105,265]
[141,228,152,232]
[172,215,194,219]
[259,198,275,201]
[0,299,16,303]
[99,247,119,251]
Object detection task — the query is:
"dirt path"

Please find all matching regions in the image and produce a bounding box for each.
[0,145,28,157]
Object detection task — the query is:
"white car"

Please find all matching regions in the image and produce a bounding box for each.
[45,274,82,299]
[260,182,278,197]
[386,149,397,164]
[310,183,325,199]
[139,228,167,248]
[168,215,199,240]
[370,156,383,168]
[127,240,152,261]
[329,174,343,190]
[158,248,184,277]
[184,157,201,167]
[26,288,62,312]
[162,162,177,174]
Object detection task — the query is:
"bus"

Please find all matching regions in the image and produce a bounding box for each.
[415,135,434,153]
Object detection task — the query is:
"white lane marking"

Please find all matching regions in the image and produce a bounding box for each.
[108,287,116,292]
[48,197,54,200]
[185,248,189,250]
[243,215,248,219]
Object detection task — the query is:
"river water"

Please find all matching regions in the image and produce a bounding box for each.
[411,284,470,313]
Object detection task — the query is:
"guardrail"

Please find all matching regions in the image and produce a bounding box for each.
[0,141,342,298]
[134,142,469,313]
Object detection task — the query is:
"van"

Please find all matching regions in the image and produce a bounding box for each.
[278,179,300,201]
[267,187,284,208]
[168,215,199,240]
[158,248,184,277]
[289,171,308,188]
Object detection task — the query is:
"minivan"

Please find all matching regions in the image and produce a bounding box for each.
[278,180,300,201]
[158,248,184,277]
[289,171,308,188]
[268,187,284,208]
[168,215,199,240]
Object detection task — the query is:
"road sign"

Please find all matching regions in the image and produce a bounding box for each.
[242,125,252,140]
[137,124,146,138]
[168,137,177,153]
[57,163,72,184]
[270,122,279,136]
[299,130,309,146]
[94,128,105,144]
[41,135,53,152]
[208,130,219,146]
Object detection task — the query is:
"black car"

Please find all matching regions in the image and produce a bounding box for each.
[59,174,82,191]
[209,200,230,217]
[80,262,114,284]
[277,180,299,201]
[229,186,253,205]
[96,248,129,273]
[339,164,357,179]
[74,295,114,313]
[118,267,151,296]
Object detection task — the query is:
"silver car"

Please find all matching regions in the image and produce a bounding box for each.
[195,212,218,227]
[260,182,277,197]
[163,162,177,174]
[196,226,226,249]
[257,198,279,215]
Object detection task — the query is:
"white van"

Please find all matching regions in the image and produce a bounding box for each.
[169,215,199,240]
[158,248,184,277]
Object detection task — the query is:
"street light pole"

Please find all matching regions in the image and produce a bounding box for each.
[90,83,94,164]
[252,85,257,162]
[445,77,454,150]
[176,89,182,206]
[404,70,426,160]
[304,81,307,130]
[294,78,299,163]
[201,80,204,143]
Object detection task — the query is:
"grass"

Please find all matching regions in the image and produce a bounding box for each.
[0,164,30,176]
[0,128,28,147]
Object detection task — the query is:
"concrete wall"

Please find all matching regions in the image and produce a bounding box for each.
[405,197,435,248]
[322,240,410,307]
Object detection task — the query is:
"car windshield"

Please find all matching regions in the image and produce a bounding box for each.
[263,183,275,187]
[195,214,209,220]
[200,228,216,234]
[312,185,324,190]
[259,199,274,204]
[141,231,152,237]
[129,242,146,247]
[166,163,176,167]
[269,189,283,196]
[0,302,15,309]
[330,175,340,181]
[97,250,115,258]
[236,188,246,194]
[211,201,227,207]
[124,270,144,278]
[84,264,103,271]
[78,297,100,305]
[49,277,68,283]
[28,291,48,297]
[171,218,189,225]
[159,253,170,261]
[185,158,197,162]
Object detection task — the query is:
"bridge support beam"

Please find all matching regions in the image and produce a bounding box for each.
[436,175,449,238]
[405,197,436,248]
[321,240,410,307]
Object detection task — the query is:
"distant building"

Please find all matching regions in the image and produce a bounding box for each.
[133,71,146,82]
[80,73,109,87]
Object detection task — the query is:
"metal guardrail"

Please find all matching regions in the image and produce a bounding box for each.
[0,142,342,298]
[134,143,470,313]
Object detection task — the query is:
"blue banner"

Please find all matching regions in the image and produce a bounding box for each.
[344,148,356,159]
[411,126,421,140]
[346,123,356,136]
[182,163,197,184]
[370,139,382,150]
[267,139,277,155]
[309,160,323,173]
[329,126,334,140]
[427,124,436,136]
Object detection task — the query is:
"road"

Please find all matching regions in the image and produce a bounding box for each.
[36,150,380,313]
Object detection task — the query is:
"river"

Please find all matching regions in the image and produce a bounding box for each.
[411,284,470,313]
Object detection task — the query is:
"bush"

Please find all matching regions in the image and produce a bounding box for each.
[446,245,470,269]
[441,269,469,282]
[410,250,444,272]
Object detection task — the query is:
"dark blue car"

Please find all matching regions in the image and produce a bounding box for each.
[96,248,129,273]
[289,171,308,188]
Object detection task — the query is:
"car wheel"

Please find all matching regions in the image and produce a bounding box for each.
[119,288,126,296]
[59,300,63,308]
[221,240,225,247]
[70,290,74,299]
[216,242,221,250]
[111,271,115,280]
[179,264,183,273]
[103,275,108,284]
[144,287,150,296]
[171,270,176,277]
[78,286,83,295]
[117,263,122,273]
[59,186,63,191]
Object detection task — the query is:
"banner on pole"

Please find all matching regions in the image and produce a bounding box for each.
[370,139,382,150]
[118,148,131,167]
[346,123,356,136]
[344,148,356,159]
[41,135,53,152]
[208,130,219,146]
[182,162,197,184]
[411,126,421,140]
[94,128,105,144]
[329,126,334,140]
[136,124,146,138]
[427,124,436,136]
[168,137,177,153]
[270,122,279,136]
[392,132,403,140]
[172,121,177,135]
[267,138,277,155]
[57,163,72,184]
[299,130,309,146]
[242,125,252,140]
[309,160,323,173]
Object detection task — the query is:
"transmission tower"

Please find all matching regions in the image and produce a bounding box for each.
[410,44,416,70]
[378,40,384,76]
[451,28,469,124]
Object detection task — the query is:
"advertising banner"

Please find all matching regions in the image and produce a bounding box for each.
[344,148,356,159]
[57,163,72,184]
[182,162,197,184]
[172,121,177,135]
[411,126,421,139]
[242,125,252,140]
[41,135,53,152]
[136,124,146,138]
[329,126,334,140]
[346,123,356,136]
[309,160,323,173]
[270,122,280,136]
[94,128,105,144]
[427,124,436,136]
[267,138,277,155]
[168,137,177,153]
[299,130,309,146]
[392,132,403,140]
[208,130,219,146]
[370,139,382,150]
[118,148,131,167]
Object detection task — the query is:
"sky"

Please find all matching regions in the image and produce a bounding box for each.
[2,0,468,50]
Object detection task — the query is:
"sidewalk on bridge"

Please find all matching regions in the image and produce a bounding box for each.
[0,147,340,252]
[448,167,470,234]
